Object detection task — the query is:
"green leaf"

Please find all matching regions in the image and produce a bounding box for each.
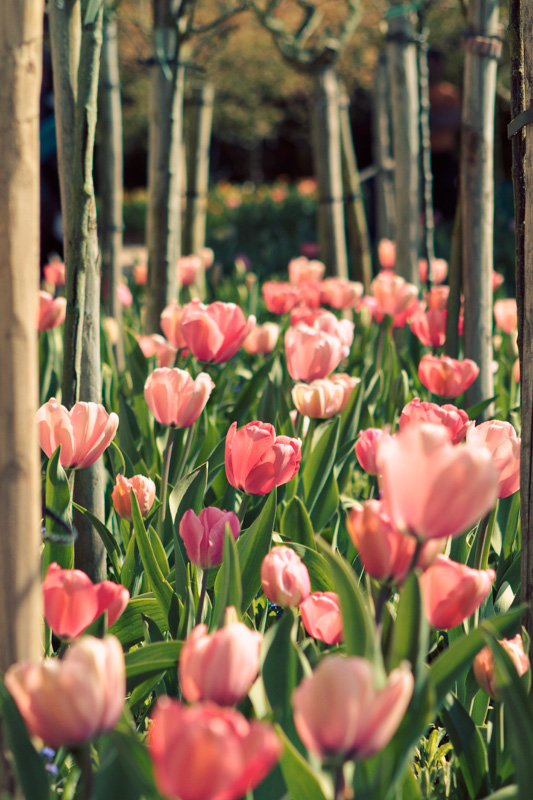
[441,694,490,799]
[276,725,328,800]
[338,376,364,445]
[43,446,73,572]
[110,595,169,646]
[301,417,340,514]
[72,502,121,559]
[169,462,207,524]
[0,680,50,800]
[310,470,339,532]
[237,489,276,612]
[466,395,500,420]
[502,491,521,561]
[84,0,104,25]
[212,526,243,628]
[123,328,150,396]
[386,571,428,680]
[281,496,316,549]
[286,543,335,592]
[125,641,182,691]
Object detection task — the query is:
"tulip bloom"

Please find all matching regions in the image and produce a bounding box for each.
[419,555,495,628]
[494,298,517,334]
[299,592,343,644]
[243,322,279,355]
[179,617,262,705]
[133,262,148,285]
[149,699,281,800]
[418,257,448,284]
[112,474,156,521]
[292,655,413,760]
[378,424,499,540]
[118,283,133,308]
[312,311,354,355]
[263,281,305,314]
[179,508,241,569]
[288,256,325,284]
[426,285,450,311]
[144,368,214,428]
[225,421,301,495]
[177,254,203,287]
[160,301,187,349]
[43,259,66,286]
[36,398,119,469]
[38,291,66,333]
[292,378,346,419]
[180,299,255,363]
[43,563,129,639]
[418,354,479,397]
[355,428,392,475]
[466,420,521,498]
[319,277,364,309]
[410,309,447,348]
[330,373,360,410]
[474,634,530,699]
[261,546,311,607]
[285,324,345,382]
[5,636,125,748]
[371,271,419,320]
[399,398,469,444]
[377,238,396,270]
[137,334,177,368]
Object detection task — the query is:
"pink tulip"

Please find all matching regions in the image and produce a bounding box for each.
[346,500,444,583]
[466,420,521,497]
[263,281,306,314]
[36,398,119,469]
[177,254,203,287]
[410,309,447,347]
[378,423,499,540]
[5,636,125,747]
[371,271,419,320]
[137,334,177,368]
[377,238,396,269]
[299,592,343,644]
[261,546,311,607]
[225,421,302,495]
[180,299,255,363]
[43,259,66,286]
[118,283,133,308]
[144,367,214,428]
[494,298,518,334]
[418,257,448,284]
[426,285,450,311]
[329,373,360,410]
[418,354,479,397]
[399,397,469,444]
[355,428,392,475]
[243,322,279,355]
[292,378,347,419]
[292,655,413,759]
[160,301,187,349]
[319,277,364,309]
[285,324,345,382]
[133,262,148,285]
[312,310,354,354]
[179,507,241,569]
[288,256,325,284]
[179,615,262,705]
[419,555,495,628]
[43,562,129,639]
[111,473,156,520]
[200,247,215,269]
[513,358,520,383]
[149,698,281,800]
[492,271,505,291]
[38,291,66,333]
[474,634,530,699]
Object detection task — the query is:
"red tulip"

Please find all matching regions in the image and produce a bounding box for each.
[425,285,450,311]
[261,546,311,607]
[418,354,479,397]
[38,291,66,332]
[144,367,214,428]
[299,591,343,644]
[466,420,521,497]
[179,507,241,569]
[133,262,148,285]
[263,281,306,314]
[225,421,301,495]
[36,398,119,469]
[399,397,469,444]
[474,634,530,699]
[180,299,255,363]
[111,473,156,520]
[419,555,495,628]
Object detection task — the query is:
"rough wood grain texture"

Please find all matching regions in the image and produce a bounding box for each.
[183,83,214,266]
[0,0,44,792]
[372,50,395,244]
[461,0,499,412]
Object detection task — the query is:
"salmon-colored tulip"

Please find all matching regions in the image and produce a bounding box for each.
[263,281,305,314]
[492,271,505,290]
[179,508,240,569]
[38,291,66,333]
[160,301,187,349]
[177,254,203,287]
[474,634,530,699]
[410,309,447,347]
[43,259,66,286]
[418,354,479,397]
[36,398,119,469]
[288,256,325,284]
[5,636,125,748]
[399,397,469,444]
[425,285,450,311]
[371,271,419,319]
[377,238,396,270]
[180,299,255,363]
[179,615,262,705]
[225,421,301,495]
[149,698,281,800]
[378,424,499,540]
[299,592,343,644]
[137,334,177,367]
[419,555,495,628]
[261,546,311,607]
[319,277,364,309]
[285,324,345,382]
[355,428,392,475]
[243,322,279,355]
[494,299,517,334]
[292,655,413,759]
[466,420,521,497]
[133,262,148,285]
[418,257,448,284]
[144,367,214,428]
[111,473,156,520]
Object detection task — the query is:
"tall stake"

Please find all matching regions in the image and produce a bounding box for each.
[372,50,395,244]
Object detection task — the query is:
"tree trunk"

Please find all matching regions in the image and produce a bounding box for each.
[338,83,372,291]
[0,0,44,790]
[461,0,499,413]
[99,12,124,369]
[145,0,185,333]
[418,31,435,273]
[387,5,420,283]
[372,50,395,244]
[311,64,349,279]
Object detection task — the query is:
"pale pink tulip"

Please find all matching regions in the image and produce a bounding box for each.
[329,373,360,410]
[418,258,448,284]
[419,555,495,628]
[111,474,156,520]
[177,254,203,287]
[418,354,479,397]
[38,292,66,333]
[410,309,447,347]
[43,259,66,286]
[179,507,240,569]
[371,271,419,319]
[319,277,364,309]
[144,368,214,428]
[312,311,354,355]
[399,397,469,444]
[466,420,521,497]
[36,398,119,469]
[288,256,325,284]
[200,247,215,269]
[492,271,505,291]
[299,592,343,644]
[137,334,177,367]
[474,634,530,699]
[118,283,133,307]
[160,301,187,349]
[494,298,518,334]
[261,546,311,607]
[285,324,345,382]
[180,299,255,363]
[243,322,279,355]
[225,421,301,495]
[355,428,392,475]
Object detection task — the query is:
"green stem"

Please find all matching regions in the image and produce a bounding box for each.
[195,568,209,626]
[474,505,498,572]
[160,427,177,530]
[237,493,250,525]
[334,763,346,800]
[374,583,390,631]
[293,410,302,437]
[72,744,93,800]
[175,423,195,485]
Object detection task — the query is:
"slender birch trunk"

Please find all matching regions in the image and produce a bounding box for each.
[311,64,349,279]
[372,50,395,243]
[387,5,420,283]
[461,0,499,412]
[0,0,44,790]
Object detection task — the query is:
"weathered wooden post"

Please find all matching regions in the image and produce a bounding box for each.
[372,50,395,244]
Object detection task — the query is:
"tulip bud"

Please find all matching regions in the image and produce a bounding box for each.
[179,508,241,569]
[473,634,530,699]
[355,428,391,475]
[299,592,343,644]
[144,368,214,428]
[419,555,495,629]
[111,474,156,521]
[261,546,311,607]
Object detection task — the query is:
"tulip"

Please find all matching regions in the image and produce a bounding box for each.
[180,299,255,363]
[133,262,148,285]
[262,281,306,314]
[149,698,281,800]
[179,615,262,705]
[319,277,364,309]
[144,368,214,428]
[5,636,125,747]
[426,284,450,311]
[418,257,448,284]
[288,256,325,284]
[225,421,301,495]
[243,322,279,355]
[160,301,187,349]
[285,324,345,382]
[409,309,447,347]
[177,254,203,287]
[43,562,129,639]
[418,354,479,397]
[111,473,156,520]
[137,334,177,368]
[355,428,392,475]
[494,298,518,334]
[36,398,119,469]
[419,555,495,628]
[330,373,360,411]
[377,238,396,270]
[513,358,520,383]
[292,378,347,419]
[200,247,215,269]
[118,283,133,308]
[466,420,521,497]
[38,292,66,333]
[473,634,530,699]
[492,271,505,291]
[399,397,469,444]
[179,507,241,569]
[299,592,343,644]
[261,546,311,607]
[378,423,499,540]
[371,271,419,319]
[312,311,354,355]
[292,655,413,759]
[43,259,66,286]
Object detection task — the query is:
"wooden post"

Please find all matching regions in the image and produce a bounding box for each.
[417,26,435,272]
[372,50,395,243]
[460,0,500,412]
[387,4,420,284]
[0,0,44,790]
[183,83,214,257]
